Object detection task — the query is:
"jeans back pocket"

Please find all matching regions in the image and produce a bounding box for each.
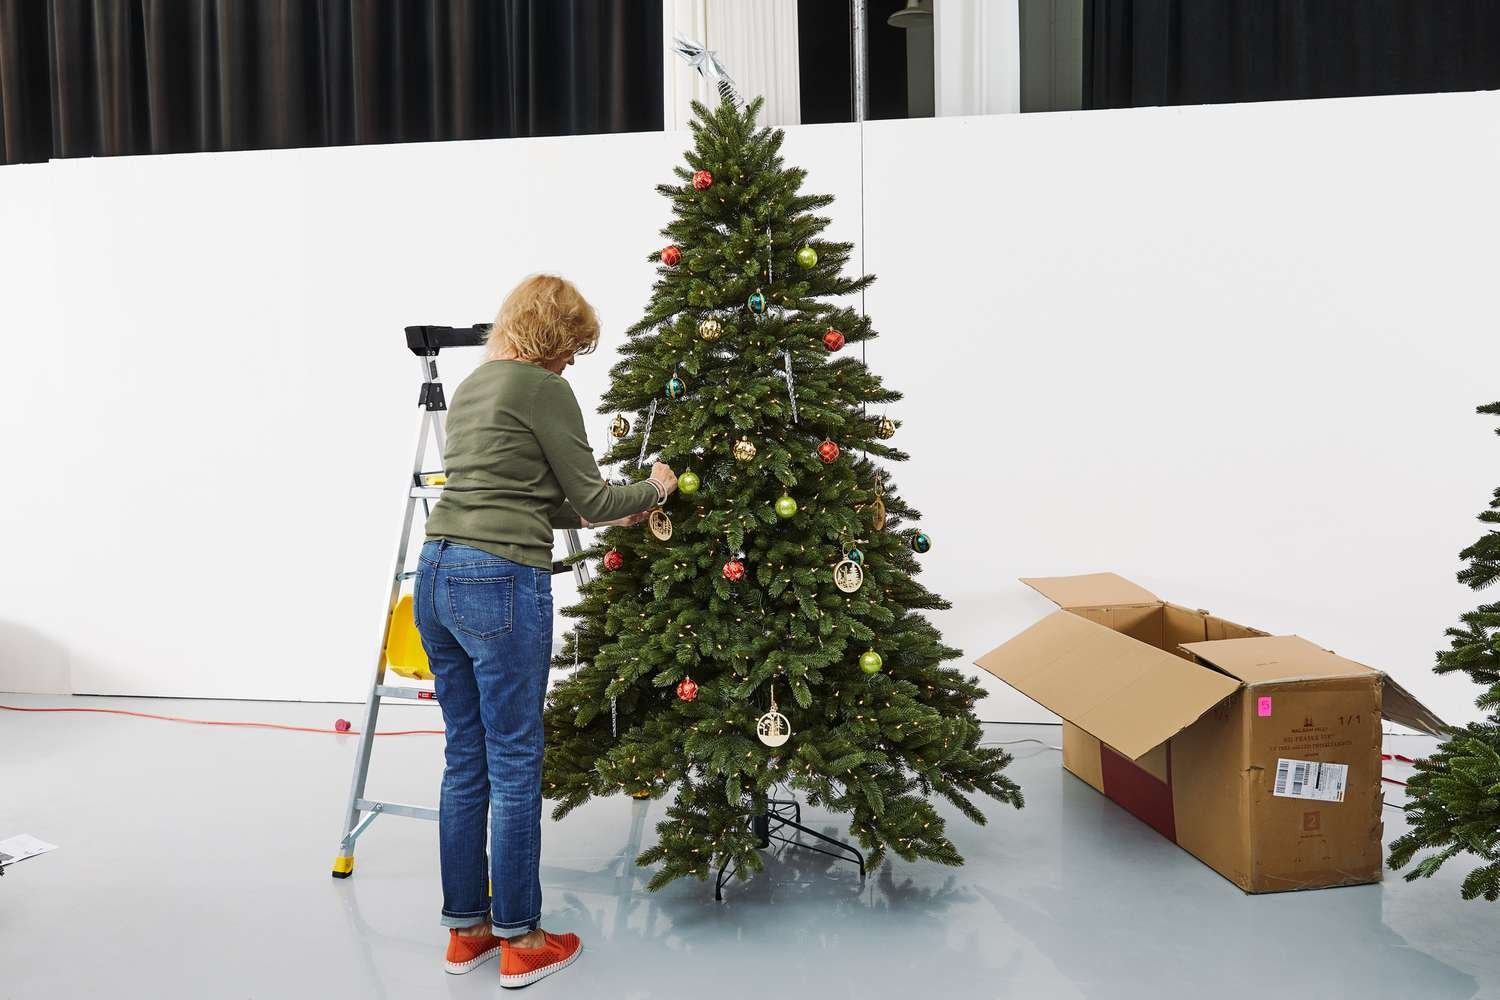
[446,575,515,640]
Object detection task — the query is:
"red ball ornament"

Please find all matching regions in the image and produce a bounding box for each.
[692,170,713,191]
[721,559,746,582]
[817,439,841,464]
[660,245,682,267]
[676,677,699,702]
[822,328,845,352]
[602,549,624,571]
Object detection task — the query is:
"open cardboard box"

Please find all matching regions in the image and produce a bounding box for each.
[976,573,1446,893]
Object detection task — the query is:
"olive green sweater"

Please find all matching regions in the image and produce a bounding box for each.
[425,360,657,569]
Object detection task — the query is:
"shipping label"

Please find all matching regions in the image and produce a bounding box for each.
[1272,758,1348,803]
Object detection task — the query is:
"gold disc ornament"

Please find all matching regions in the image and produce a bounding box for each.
[870,496,887,531]
[756,683,791,748]
[648,508,673,541]
[609,414,630,438]
[833,558,864,594]
[733,438,757,462]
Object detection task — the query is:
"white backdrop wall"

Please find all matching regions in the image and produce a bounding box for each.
[2,91,1497,726]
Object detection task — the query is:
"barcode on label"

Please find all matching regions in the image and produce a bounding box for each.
[1272,757,1348,802]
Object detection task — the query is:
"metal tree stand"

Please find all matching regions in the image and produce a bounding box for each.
[715,799,866,901]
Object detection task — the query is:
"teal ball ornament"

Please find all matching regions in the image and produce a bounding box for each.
[665,375,686,400]
[775,495,798,519]
[859,649,883,675]
[747,290,767,314]
[846,547,864,565]
[911,532,931,554]
[796,246,818,268]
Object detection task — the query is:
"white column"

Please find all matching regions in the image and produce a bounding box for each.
[933,0,1022,117]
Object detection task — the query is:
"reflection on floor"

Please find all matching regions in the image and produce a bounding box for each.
[2,694,1497,999]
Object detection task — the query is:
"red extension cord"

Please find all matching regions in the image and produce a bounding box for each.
[1,704,1424,786]
[0,703,442,737]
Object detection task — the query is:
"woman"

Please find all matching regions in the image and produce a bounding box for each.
[415,274,676,989]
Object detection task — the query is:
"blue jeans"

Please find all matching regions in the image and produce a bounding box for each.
[414,539,553,936]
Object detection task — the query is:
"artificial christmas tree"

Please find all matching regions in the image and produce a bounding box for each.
[542,97,1022,893]
[1389,402,1500,901]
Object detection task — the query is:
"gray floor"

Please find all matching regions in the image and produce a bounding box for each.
[2,694,1497,1000]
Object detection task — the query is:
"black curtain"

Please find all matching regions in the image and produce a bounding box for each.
[797,0,909,124]
[0,0,662,166]
[1084,0,1500,110]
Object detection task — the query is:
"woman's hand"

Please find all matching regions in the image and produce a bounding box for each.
[650,462,678,498]
[581,510,650,528]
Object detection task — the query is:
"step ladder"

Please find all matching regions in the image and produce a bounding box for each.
[330,324,592,879]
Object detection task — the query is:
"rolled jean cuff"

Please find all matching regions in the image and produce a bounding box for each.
[440,908,490,929]
[491,913,540,938]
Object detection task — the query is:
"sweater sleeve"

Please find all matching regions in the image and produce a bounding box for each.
[531,375,658,524]
[548,499,581,529]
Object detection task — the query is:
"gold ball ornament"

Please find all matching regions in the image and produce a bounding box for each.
[698,317,723,342]
[876,417,896,440]
[609,414,630,438]
[733,438,757,462]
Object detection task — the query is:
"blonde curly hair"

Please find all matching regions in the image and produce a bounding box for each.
[486,274,600,363]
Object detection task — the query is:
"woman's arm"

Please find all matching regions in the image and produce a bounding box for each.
[531,376,661,524]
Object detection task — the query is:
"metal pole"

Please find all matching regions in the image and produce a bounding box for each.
[852,1,868,123]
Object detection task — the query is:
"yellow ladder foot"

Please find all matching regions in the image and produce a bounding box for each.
[331,854,355,879]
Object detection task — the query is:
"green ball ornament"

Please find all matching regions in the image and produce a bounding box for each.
[846,547,864,565]
[796,246,818,268]
[859,649,883,675]
[665,375,686,400]
[747,290,767,314]
[775,495,798,519]
[678,470,700,495]
[911,532,931,554]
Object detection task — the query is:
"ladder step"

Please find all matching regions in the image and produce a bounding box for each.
[355,799,438,823]
[376,685,437,702]
[410,486,443,500]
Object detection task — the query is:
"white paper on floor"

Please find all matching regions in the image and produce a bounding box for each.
[0,833,58,868]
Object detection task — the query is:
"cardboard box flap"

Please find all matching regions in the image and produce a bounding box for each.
[1181,635,1379,684]
[1183,635,1447,734]
[1379,674,1447,736]
[975,610,1241,760]
[1019,572,1160,610]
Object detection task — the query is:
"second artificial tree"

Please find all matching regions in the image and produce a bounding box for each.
[542,97,1022,891]
[1389,402,1500,901]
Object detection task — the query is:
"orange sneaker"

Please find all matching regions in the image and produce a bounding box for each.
[499,931,582,989]
[445,928,503,974]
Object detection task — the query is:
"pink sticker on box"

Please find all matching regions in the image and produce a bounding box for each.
[1257,696,1273,717]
